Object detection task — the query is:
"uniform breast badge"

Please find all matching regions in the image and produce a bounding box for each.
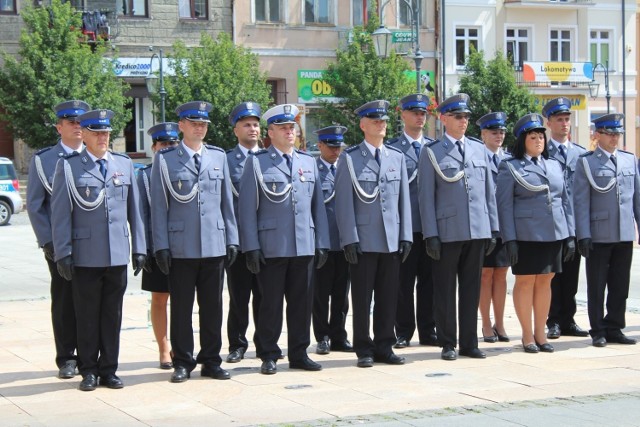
[298,168,305,182]
[272,182,277,192]
[178,180,183,190]
[85,186,90,198]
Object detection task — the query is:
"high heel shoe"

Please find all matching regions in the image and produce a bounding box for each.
[493,326,510,342]
[482,327,498,343]
[522,341,539,353]
[535,341,554,353]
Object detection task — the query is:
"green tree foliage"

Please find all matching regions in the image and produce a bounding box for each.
[318,17,414,146]
[0,0,130,149]
[160,33,272,150]
[458,50,539,148]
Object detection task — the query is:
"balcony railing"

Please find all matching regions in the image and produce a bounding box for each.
[513,66,592,88]
[505,0,595,5]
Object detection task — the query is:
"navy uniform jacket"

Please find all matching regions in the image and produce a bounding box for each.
[334,142,412,252]
[496,156,575,243]
[547,139,586,197]
[573,148,640,243]
[316,158,340,252]
[418,136,498,242]
[136,165,153,253]
[226,144,248,249]
[387,134,434,233]
[150,142,238,259]
[238,145,330,257]
[27,142,76,247]
[51,149,146,267]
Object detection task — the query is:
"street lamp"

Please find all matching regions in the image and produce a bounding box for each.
[146,47,167,122]
[588,61,610,114]
[371,0,423,93]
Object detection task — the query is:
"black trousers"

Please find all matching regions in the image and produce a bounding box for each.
[169,257,225,371]
[46,257,77,368]
[256,256,313,362]
[350,252,400,358]
[72,266,127,377]
[431,239,485,350]
[312,251,350,343]
[547,253,581,329]
[586,242,633,338]
[395,233,435,342]
[226,251,261,353]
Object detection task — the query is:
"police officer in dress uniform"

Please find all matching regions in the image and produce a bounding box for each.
[150,101,239,383]
[573,114,640,347]
[543,97,590,339]
[51,109,147,391]
[312,125,353,355]
[334,100,412,368]
[27,100,89,379]
[137,122,180,369]
[477,112,511,343]
[238,104,330,375]
[225,102,263,364]
[387,94,438,349]
[417,94,499,361]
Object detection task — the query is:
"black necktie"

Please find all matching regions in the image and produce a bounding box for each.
[193,153,201,172]
[329,164,336,177]
[610,155,617,167]
[456,140,464,157]
[558,144,567,162]
[374,148,381,166]
[283,154,292,172]
[96,159,107,178]
[492,154,499,168]
[412,141,421,158]
[532,157,538,166]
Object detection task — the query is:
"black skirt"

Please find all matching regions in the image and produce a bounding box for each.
[141,257,170,293]
[483,238,510,268]
[511,240,563,275]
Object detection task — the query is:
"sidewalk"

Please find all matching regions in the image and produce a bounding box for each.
[1,213,640,426]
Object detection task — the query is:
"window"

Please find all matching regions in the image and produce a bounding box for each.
[398,0,421,27]
[179,0,207,20]
[120,0,147,17]
[550,29,571,61]
[590,30,611,67]
[352,0,376,27]
[306,0,331,24]
[0,0,16,14]
[506,28,529,70]
[255,0,281,23]
[455,27,479,67]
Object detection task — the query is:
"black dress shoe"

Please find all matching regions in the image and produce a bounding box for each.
[482,331,498,343]
[58,360,77,379]
[159,361,173,370]
[316,337,330,355]
[535,342,554,353]
[289,356,322,371]
[79,374,97,391]
[493,327,510,342]
[261,360,277,375]
[608,333,637,345]
[459,348,486,359]
[278,353,285,360]
[330,340,354,352]
[522,341,539,353]
[419,334,439,346]
[374,353,405,365]
[394,337,410,349]
[563,323,589,337]
[357,356,374,368]
[99,374,124,389]
[592,336,607,347]
[547,324,561,339]
[201,364,231,380]
[171,366,190,383]
[441,346,457,361]
[226,348,246,363]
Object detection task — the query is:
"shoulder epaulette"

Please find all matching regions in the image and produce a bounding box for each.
[427,139,439,148]
[345,145,359,153]
[64,151,79,159]
[142,163,152,170]
[254,149,269,155]
[204,144,224,153]
[386,144,402,154]
[36,146,53,155]
[424,136,436,143]
[226,148,235,153]
[295,149,312,157]
[546,156,559,162]
[573,143,587,151]
[467,136,483,144]
[159,146,176,154]
[619,149,633,155]
[386,137,400,146]
[112,152,131,159]
[579,151,594,158]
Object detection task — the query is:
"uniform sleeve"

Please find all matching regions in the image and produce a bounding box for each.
[417,147,438,239]
[150,153,169,254]
[311,160,330,249]
[238,155,260,252]
[26,154,52,247]
[221,153,239,247]
[398,154,413,243]
[632,158,640,244]
[136,169,151,253]
[560,164,575,238]
[127,161,146,255]
[334,151,358,248]
[485,157,499,233]
[50,159,73,261]
[572,158,590,241]
[495,161,516,243]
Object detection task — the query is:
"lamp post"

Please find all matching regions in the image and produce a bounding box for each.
[371,0,423,93]
[146,48,167,122]
[588,61,610,114]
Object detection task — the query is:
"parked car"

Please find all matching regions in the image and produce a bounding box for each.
[0,157,23,226]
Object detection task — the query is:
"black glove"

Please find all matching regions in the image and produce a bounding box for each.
[505,241,518,266]
[425,237,441,261]
[132,254,146,276]
[578,238,593,258]
[143,252,153,273]
[485,232,499,256]
[315,248,329,269]
[563,237,576,262]
[43,241,55,262]
[56,255,74,281]
[246,249,266,274]
[227,245,239,267]
[155,249,171,275]
[398,241,412,263]
[343,243,362,265]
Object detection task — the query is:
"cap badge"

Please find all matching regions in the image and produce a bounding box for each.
[199,102,207,111]
[99,110,107,119]
[284,105,291,114]
[73,100,80,107]
[164,123,172,131]
[246,102,253,110]
[417,94,423,101]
